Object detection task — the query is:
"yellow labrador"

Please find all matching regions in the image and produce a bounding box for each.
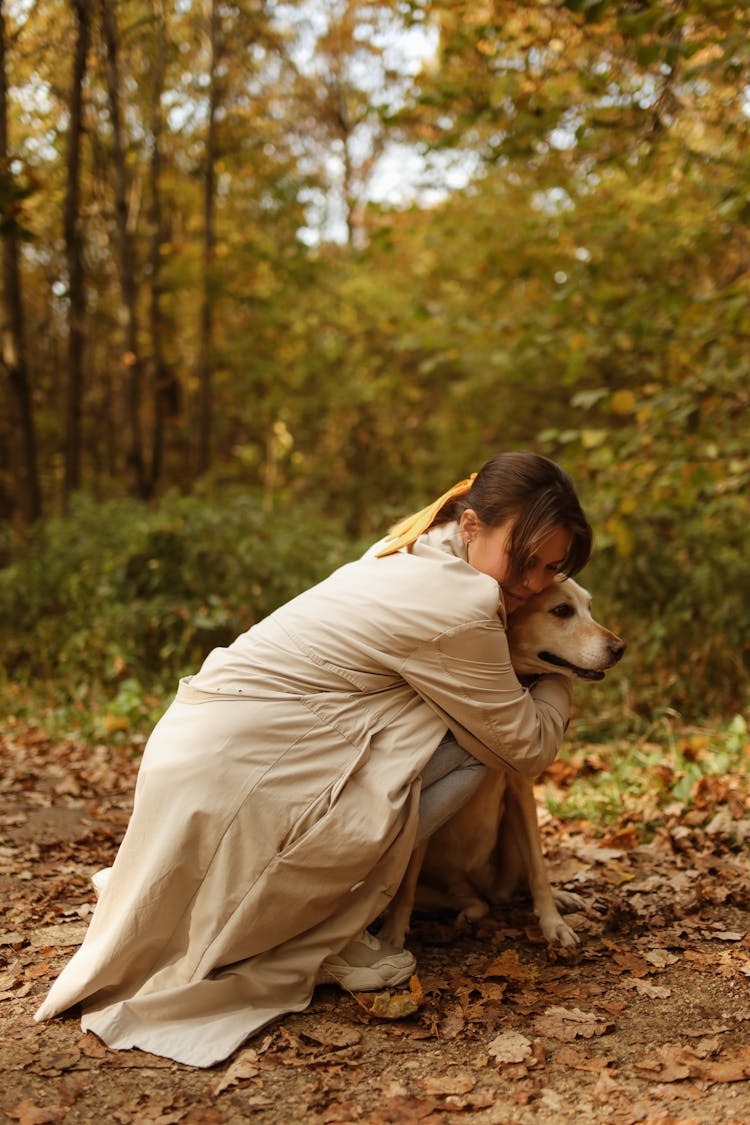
[382,578,625,950]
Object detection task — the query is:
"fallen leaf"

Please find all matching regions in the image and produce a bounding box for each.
[487,1030,533,1065]
[554,1046,614,1072]
[623,978,672,999]
[213,1048,260,1094]
[481,950,533,982]
[420,1071,475,1096]
[321,1100,361,1122]
[300,1021,362,1049]
[535,1006,613,1042]
[612,952,649,976]
[436,1002,464,1040]
[30,924,88,948]
[5,1103,65,1124]
[694,1045,750,1084]
[355,974,424,1020]
[375,1094,441,1122]
[644,948,679,969]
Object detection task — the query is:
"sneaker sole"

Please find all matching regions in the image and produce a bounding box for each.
[317,955,416,992]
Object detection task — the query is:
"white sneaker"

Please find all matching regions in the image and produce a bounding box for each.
[317,929,416,991]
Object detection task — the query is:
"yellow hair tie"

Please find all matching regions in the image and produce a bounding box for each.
[376,473,477,558]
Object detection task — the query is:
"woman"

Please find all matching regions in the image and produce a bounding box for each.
[35,451,592,1067]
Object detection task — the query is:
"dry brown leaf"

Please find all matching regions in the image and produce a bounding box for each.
[622,977,672,999]
[371,1094,441,1123]
[0,931,25,946]
[694,1045,750,1084]
[300,1021,362,1049]
[633,1043,707,1082]
[321,1100,361,1122]
[436,1001,465,1040]
[554,1045,614,1073]
[644,948,679,969]
[487,1030,533,1065]
[612,951,649,976]
[213,1048,260,1094]
[535,1006,613,1042]
[5,1103,66,1125]
[481,950,533,982]
[420,1071,475,1096]
[30,924,88,948]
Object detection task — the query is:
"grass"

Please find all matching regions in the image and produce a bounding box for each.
[548,712,749,841]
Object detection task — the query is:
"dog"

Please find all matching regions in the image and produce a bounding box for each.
[381,577,625,950]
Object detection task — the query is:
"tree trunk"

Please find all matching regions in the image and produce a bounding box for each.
[145,0,178,497]
[63,0,90,502]
[0,0,40,524]
[196,0,219,477]
[100,0,146,497]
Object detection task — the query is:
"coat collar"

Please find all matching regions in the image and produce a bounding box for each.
[413,520,507,625]
[414,520,469,564]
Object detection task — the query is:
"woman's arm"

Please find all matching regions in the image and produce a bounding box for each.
[399,619,571,777]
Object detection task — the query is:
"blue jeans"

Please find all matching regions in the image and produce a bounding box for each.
[416,733,487,845]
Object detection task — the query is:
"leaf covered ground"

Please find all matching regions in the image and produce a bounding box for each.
[1,721,749,1125]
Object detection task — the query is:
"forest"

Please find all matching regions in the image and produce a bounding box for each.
[0,0,748,742]
[2,4,750,1121]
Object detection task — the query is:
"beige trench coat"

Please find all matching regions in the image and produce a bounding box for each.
[34,523,571,1067]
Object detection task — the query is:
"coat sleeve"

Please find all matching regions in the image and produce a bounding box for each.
[399,619,571,777]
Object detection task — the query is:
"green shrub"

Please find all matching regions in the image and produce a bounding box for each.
[0,490,361,734]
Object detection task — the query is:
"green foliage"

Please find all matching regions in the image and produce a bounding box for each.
[0,491,359,736]
[549,714,749,840]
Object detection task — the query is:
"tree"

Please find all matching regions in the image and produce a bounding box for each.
[100,0,146,496]
[145,0,177,497]
[63,0,90,501]
[0,0,40,525]
[195,0,220,477]
[289,0,418,245]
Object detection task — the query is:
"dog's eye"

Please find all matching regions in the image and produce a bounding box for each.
[550,604,575,618]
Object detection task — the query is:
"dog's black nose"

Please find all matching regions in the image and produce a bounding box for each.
[609,637,626,661]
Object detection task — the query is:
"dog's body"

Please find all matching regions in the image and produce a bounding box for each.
[381,578,625,950]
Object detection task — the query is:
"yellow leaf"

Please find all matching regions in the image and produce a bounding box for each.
[355,974,424,1020]
[101,713,130,734]
[610,389,637,415]
[581,429,607,449]
[605,517,634,557]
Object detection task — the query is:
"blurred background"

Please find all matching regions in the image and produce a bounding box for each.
[0,0,748,760]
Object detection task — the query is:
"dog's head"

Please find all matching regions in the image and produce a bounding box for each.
[506,577,625,682]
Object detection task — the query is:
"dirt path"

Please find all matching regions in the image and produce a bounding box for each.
[1,726,749,1124]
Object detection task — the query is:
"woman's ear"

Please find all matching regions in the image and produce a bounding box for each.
[459,509,480,544]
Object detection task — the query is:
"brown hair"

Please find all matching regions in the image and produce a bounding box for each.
[434,451,592,581]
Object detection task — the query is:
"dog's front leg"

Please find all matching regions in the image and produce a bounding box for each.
[379,840,428,949]
[504,775,579,948]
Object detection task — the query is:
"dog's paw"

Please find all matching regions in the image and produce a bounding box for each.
[551,888,586,913]
[455,899,490,930]
[539,913,579,948]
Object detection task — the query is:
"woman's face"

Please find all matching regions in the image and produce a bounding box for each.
[460,511,572,615]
